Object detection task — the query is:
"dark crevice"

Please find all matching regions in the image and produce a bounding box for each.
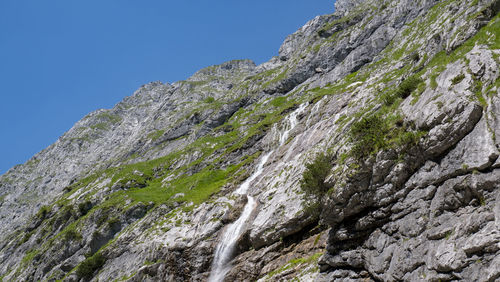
[327,206,389,254]
[428,160,499,192]
[320,265,383,282]
[281,220,325,249]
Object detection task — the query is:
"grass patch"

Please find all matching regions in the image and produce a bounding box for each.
[147,130,165,141]
[266,252,323,279]
[270,96,289,108]
[204,97,215,103]
[96,112,122,124]
[90,123,109,131]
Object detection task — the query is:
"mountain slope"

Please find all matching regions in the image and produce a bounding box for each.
[1,0,500,281]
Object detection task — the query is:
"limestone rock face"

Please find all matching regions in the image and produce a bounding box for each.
[1,0,500,281]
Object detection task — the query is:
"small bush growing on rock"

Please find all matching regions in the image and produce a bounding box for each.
[36,205,51,219]
[76,253,106,279]
[348,112,426,162]
[204,96,215,103]
[349,114,388,160]
[78,200,92,216]
[380,91,397,106]
[381,76,423,105]
[451,73,465,85]
[106,217,121,232]
[300,152,334,197]
[395,76,423,99]
[64,229,82,242]
[410,52,420,62]
[61,205,75,221]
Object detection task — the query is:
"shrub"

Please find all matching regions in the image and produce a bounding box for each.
[349,114,388,160]
[394,131,423,147]
[61,205,75,221]
[204,97,215,103]
[300,153,334,197]
[451,73,465,85]
[96,207,112,227]
[394,76,423,99]
[106,217,121,231]
[64,229,82,242]
[380,76,423,106]
[78,201,92,216]
[381,91,397,106]
[410,52,420,62]
[348,112,426,162]
[76,253,106,279]
[36,205,51,219]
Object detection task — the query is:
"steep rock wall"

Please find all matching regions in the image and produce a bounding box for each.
[1,0,499,281]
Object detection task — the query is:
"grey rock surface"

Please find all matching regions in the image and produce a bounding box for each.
[1,0,500,281]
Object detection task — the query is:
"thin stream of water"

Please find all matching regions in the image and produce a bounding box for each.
[208,103,307,282]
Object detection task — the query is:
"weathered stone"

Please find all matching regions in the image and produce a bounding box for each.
[2,0,500,281]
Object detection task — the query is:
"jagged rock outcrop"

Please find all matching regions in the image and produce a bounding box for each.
[1,0,499,281]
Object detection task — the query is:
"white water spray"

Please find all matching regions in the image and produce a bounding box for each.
[279,103,308,145]
[208,153,270,282]
[235,151,273,195]
[208,195,256,281]
[208,103,307,281]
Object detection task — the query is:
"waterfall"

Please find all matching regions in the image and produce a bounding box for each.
[208,103,307,282]
[279,103,308,145]
[208,153,271,282]
[235,152,273,195]
[208,195,256,282]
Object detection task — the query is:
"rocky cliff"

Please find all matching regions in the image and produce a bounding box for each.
[1,0,500,281]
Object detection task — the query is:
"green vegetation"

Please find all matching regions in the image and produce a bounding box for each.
[96,112,122,124]
[395,76,423,99]
[349,114,388,160]
[78,201,92,216]
[300,153,334,197]
[410,52,420,62]
[262,68,289,88]
[15,89,305,278]
[266,252,323,279]
[10,7,500,280]
[147,130,165,141]
[421,12,500,95]
[89,112,122,131]
[106,217,120,229]
[381,75,423,106]
[317,6,363,36]
[20,249,39,266]
[204,96,215,103]
[451,73,465,85]
[76,253,106,279]
[270,96,288,107]
[126,155,255,208]
[472,79,487,108]
[36,205,51,220]
[348,110,425,162]
[64,229,82,242]
[90,123,109,130]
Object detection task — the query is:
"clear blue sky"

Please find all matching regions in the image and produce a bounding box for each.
[0,0,334,174]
